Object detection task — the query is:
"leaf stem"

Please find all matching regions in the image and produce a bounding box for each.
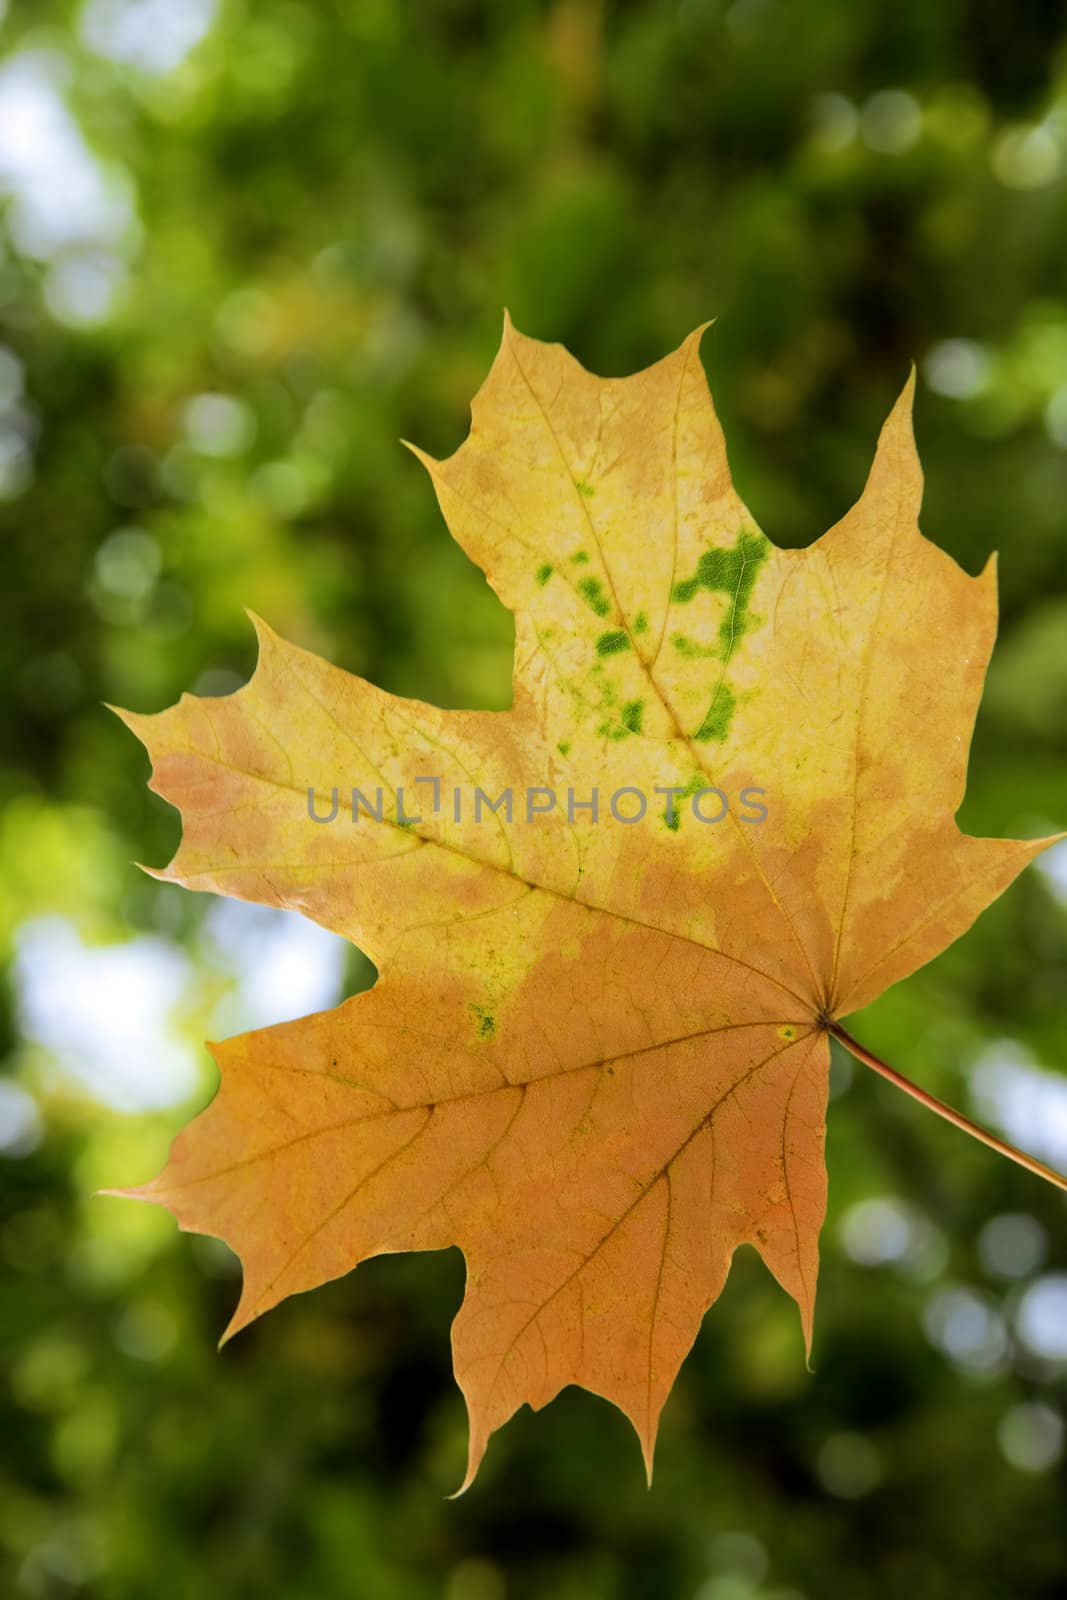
[827,1022,1067,1195]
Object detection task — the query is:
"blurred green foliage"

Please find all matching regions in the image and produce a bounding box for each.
[1,1,1066,1596]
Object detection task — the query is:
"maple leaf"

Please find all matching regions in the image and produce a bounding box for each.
[110,319,1063,1490]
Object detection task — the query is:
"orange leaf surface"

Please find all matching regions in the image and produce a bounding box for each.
[111,320,1059,1488]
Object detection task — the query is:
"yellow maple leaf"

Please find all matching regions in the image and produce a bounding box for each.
[110,319,1063,1489]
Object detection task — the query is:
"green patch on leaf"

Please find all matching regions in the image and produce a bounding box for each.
[671,528,769,660]
[621,700,644,733]
[596,630,630,656]
[694,681,736,743]
[660,772,705,831]
[470,1004,496,1040]
[579,577,611,617]
[536,563,554,586]
[671,633,717,659]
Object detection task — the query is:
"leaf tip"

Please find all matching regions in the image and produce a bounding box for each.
[94,1180,166,1206]
[105,701,153,743]
[449,1389,492,1498]
[243,607,280,653]
[219,1297,255,1349]
[634,1417,660,1488]
[683,318,716,351]
[500,305,537,352]
[448,1440,483,1500]
[134,859,177,884]
[848,365,924,526]
[399,437,439,473]
[801,1300,817,1371]
[885,363,918,432]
